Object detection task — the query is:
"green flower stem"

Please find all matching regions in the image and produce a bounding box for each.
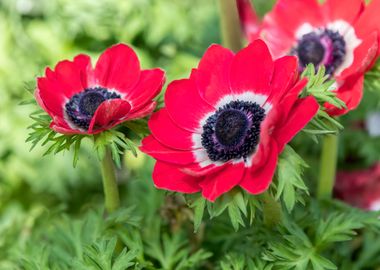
[100,149,120,213]
[218,0,243,52]
[317,134,338,200]
[262,192,282,227]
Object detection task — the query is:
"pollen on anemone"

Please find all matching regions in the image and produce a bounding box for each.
[252,0,380,116]
[140,40,319,201]
[35,44,165,134]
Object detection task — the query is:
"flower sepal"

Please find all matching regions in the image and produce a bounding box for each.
[187,188,262,232]
[300,64,346,140]
[186,146,309,232]
[27,108,141,168]
[94,129,137,168]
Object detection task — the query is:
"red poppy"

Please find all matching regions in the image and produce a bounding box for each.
[245,0,380,116]
[335,163,380,211]
[140,40,319,201]
[35,44,165,134]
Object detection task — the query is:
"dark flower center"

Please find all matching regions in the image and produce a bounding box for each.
[293,29,346,75]
[215,110,249,147]
[79,92,106,116]
[65,87,121,130]
[201,100,266,163]
[297,36,325,67]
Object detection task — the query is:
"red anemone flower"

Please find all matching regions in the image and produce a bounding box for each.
[237,0,260,41]
[253,0,380,116]
[35,44,165,134]
[335,163,380,211]
[140,40,319,201]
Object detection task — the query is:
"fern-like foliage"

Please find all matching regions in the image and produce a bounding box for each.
[272,146,308,212]
[188,189,262,232]
[73,238,138,270]
[261,201,380,270]
[301,64,344,140]
[26,106,142,167]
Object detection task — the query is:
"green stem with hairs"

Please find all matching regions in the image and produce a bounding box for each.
[100,149,120,213]
[317,134,339,200]
[218,0,243,52]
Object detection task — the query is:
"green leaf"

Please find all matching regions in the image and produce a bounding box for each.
[93,130,139,168]
[310,254,337,270]
[228,201,245,232]
[187,189,262,231]
[190,197,206,233]
[274,146,308,212]
[315,213,363,249]
[300,64,345,139]
[74,237,138,270]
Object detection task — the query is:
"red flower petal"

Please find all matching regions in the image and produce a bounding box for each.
[323,0,364,24]
[277,79,309,121]
[268,56,298,103]
[53,55,92,97]
[237,0,261,41]
[337,32,378,79]
[126,101,156,120]
[199,163,246,202]
[275,96,319,151]
[196,44,234,107]
[35,79,65,117]
[126,68,165,111]
[165,78,215,132]
[88,99,131,133]
[326,75,364,116]
[50,116,85,135]
[73,54,95,88]
[149,109,196,150]
[265,0,323,35]
[37,55,92,117]
[355,0,380,57]
[261,22,296,58]
[153,162,201,193]
[140,135,197,165]
[181,162,224,177]
[94,44,140,92]
[240,141,278,194]
[261,0,323,57]
[250,110,280,169]
[230,40,274,96]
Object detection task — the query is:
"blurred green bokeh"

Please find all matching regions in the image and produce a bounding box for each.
[0,0,222,266]
[0,0,219,203]
[1,0,379,268]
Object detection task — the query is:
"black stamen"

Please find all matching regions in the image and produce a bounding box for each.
[79,92,106,116]
[201,100,266,163]
[297,33,325,67]
[293,29,346,75]
[65,87,121,130]
[215,110,248,147]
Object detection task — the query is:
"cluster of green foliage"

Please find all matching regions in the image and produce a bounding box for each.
[1,0,380,269]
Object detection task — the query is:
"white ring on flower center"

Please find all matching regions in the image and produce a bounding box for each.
[295,20,362,76]
[192,92,272,168]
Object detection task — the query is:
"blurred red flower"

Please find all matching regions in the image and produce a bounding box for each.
[140,40,319,201]
[335,163,380,211]
[237,0,260,41]
[35,44,165,134]
[239,0,380,116]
